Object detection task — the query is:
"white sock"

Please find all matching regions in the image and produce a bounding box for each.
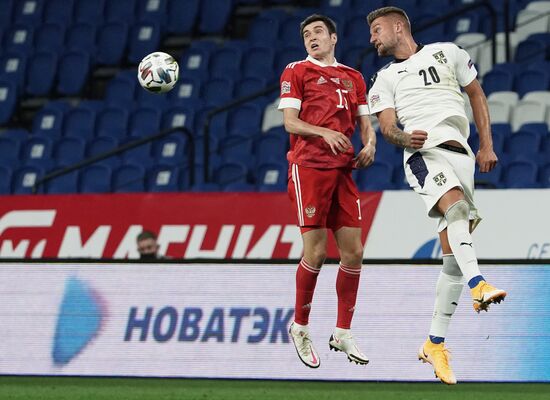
[446,200,482,283]
[291,321,308,332]
[333,327,351,338]
[429,270,463,338]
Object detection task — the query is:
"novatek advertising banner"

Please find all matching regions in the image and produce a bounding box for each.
[0,190,549,260]
[0,263,548,381]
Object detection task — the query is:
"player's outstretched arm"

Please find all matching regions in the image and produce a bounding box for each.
[464,79,498,173]
[282,108,352,155]
[377,108,427,149]
[354,114,376,168]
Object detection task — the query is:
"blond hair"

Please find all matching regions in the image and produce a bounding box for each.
[367,6,411,31]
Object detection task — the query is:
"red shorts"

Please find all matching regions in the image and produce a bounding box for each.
[288,163,362,233]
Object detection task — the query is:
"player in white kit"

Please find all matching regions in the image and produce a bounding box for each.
[367,7,507,384]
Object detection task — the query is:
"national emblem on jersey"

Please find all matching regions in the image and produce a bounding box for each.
[432,51,447,64]
[305,205,316,218]
[281,80,291,95]
[342,79,353,90]
[433,172,447,186]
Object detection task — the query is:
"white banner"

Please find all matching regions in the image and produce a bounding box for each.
[0,263,548,381]
[365,189,550,259]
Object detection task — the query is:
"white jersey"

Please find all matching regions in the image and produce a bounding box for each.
[368,43,477,158]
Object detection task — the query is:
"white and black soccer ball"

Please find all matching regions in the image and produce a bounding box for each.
[137,51,179,93]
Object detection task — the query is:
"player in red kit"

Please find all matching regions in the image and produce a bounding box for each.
[278,14,376,368]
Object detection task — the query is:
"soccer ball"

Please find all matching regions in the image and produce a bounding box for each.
[137,51,179,93]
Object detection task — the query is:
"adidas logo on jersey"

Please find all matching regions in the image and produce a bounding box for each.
[330,77,340,84]
[317,76,327,84]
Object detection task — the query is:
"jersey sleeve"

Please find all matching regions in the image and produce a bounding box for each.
[277,63,303,111]
[452,44,477,87]
[368,71,395,115]
[355,72,369,117]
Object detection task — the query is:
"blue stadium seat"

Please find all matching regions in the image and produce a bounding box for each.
[482,69,514,96]
[447,12,480,39]
[137,0,167,26]
[12,166,46,194]
[190,182,221,192]
[13,0,43,24]
[45,169,79,194]
[0,79,18,125]
[209,47,243,79]
[469,130,505,154]
[147,164,180,192]
[414,12,447,43]
[79,165,113,193]
[54,137,87,166]
[127,21,161,64]
[22,136,53,164]
[63,107,96,139]
[520,122,549,136]
[242,47,275,79]
[234,77,267,98]
[32,107,63,138]
[345,16,372,47]
[122,137,153,165]
[34,23,66,53]
[152,134,188,165]
[169,77,202,104]
[516,70,549,98]
[275,47,306,76]
[2,128,30,144]
[179,45,211,79]
[0,51,27,90]
[105,73,136,106]
[0,165,12,194]
[227,103,263,136]
[86,137,121,168]
[74,0,105,23]
[349,0,385,16]
[223,182,256,192]
[219,135,255,166]
[137,88,170,109]
[248,15,281,47]
[0,0,14,27]
[0,136,20,168]
[113,163,146,192]
[356,161,396,191]
[4,24,34,53]
[128,106,161,137]
[255,131,288,162]
[258,183,287,192]
[96,107,129,139]
[25,51,58,96]
[56,51,91,96]
[503,160,539,188]
[504,130,542,159]
[162,106,195,131]
[44,0,74,24]
[96,22,129,65]
[539,163,550,188]
[198,0,232,34]
[491,122,512,137]
[202,78,234,107]
[255,160,287,186]
[166,0,198,34]
[214,161,248,186]
[105,0,136,23]
[65,23,96,53]
[279,16,305,49]
[515,38,547,64]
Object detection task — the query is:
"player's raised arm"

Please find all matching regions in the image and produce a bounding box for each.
[377,108,427,149]
[463,79,498,173]
[282,108,352,155]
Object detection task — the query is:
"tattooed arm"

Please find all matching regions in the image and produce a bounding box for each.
[377,108,427,149]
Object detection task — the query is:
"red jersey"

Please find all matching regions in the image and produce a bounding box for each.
[278,55,369,169]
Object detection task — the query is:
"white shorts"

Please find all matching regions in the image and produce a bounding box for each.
[404,146,481,232]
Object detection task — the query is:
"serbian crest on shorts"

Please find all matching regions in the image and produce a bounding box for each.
[433,172,447,186]
[305,205,316,218]
[432,51,447,64]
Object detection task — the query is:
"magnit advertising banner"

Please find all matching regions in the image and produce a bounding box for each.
[0,190,549,260]
[0,263,548,382]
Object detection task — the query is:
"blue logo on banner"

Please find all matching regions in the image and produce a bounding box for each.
[52,276,104,365]
[413,238,442,259]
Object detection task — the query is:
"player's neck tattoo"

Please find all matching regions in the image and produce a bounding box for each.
[383,124,409,148]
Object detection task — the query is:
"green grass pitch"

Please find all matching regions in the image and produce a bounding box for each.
[0,377,549,400]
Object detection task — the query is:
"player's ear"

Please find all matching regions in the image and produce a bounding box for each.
[331,33,337,46]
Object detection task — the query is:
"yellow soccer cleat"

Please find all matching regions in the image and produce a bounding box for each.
[418,339,457,385]
[470,281,507,313]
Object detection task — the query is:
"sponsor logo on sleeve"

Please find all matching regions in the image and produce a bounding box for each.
[281,81,291,95]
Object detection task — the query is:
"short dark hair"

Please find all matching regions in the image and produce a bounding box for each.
[300,14,337,37]
[367,6,411,31]
[137,230,157,242]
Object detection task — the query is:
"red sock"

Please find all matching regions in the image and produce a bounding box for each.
[336,263,361,329]
[294,258,321,325]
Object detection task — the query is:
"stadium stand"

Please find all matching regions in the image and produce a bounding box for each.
[0,0,549,193]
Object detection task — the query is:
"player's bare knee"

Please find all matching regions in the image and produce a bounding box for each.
[445,199,469,224]
[304,250,326,267]
[340,247,363,268]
